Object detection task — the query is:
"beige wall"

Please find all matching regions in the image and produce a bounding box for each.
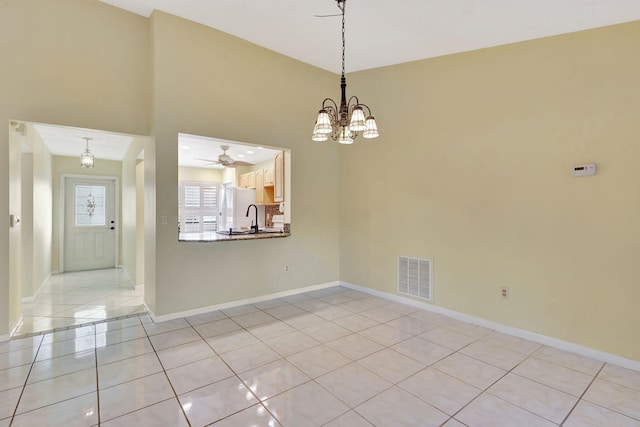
[17,123,55,302]
[21,153,34,299]
[135,159,145,286]
[122,137,148,284]
[149,11,340,316]
[8,129,23,333]
[178,166,223,183]
[340,22,640,360]
[0,0,150,336]
[32,140,53,296]
[29,125,54,298]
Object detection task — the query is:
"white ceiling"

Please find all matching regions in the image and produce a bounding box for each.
[98,0,640,73]
[29,123,280,169]
[33,123,134,161]
[178,133,283,169]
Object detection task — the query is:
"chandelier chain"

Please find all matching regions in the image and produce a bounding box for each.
[341,0,346,78]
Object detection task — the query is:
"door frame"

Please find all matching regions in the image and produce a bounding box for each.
[59,174,120,273]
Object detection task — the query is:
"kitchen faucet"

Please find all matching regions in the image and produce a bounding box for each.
[246,204,259,233]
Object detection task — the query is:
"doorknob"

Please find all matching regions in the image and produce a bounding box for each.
[110,227,115,230]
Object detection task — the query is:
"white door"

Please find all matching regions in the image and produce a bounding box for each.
[64,177,116,272]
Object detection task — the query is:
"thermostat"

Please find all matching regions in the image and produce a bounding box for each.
[572,163,596,177]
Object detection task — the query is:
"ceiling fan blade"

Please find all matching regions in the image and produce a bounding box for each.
[230,161,254,166]
[194,157,222,164]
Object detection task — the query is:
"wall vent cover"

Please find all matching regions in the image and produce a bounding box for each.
[398,256,433,301]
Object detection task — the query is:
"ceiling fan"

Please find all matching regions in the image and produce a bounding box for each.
[195,145,254,168]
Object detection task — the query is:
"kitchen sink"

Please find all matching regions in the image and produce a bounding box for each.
[216,229,251,235]
[216,228,284,235]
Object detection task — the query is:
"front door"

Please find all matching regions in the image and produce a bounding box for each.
[64,177,116,272]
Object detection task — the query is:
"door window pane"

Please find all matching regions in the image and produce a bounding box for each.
[75,185,106,226]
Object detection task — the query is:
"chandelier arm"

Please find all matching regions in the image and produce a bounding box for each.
[358,103,374,117]
[321,98,339,112]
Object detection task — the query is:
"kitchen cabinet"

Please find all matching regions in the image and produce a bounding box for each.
[238,172,256,189]
[246,172,256,189]
[255,169,275,205]
[274,152,284,202]
[255,170,264,205]
[263,168,274,186]
[238,173,248,188]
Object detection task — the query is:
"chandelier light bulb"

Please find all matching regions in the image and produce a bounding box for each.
[315,110,333,134]
[338,127,354,144]
[312,122,329,142]
[349,107,366,132]
[363,116,379,139]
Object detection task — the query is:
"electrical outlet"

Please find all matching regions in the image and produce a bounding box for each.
[284,265,289,272]
[501,287,510,299]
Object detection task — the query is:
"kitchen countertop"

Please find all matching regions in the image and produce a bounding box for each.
[179,231,290,242]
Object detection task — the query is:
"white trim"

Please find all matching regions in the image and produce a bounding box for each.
[340,281,640,372]
[135,284,144,291]
[21,272,52,303]
[59,174,120,273]
[145,281,340,323]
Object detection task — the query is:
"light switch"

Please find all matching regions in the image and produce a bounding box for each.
[161,215,168,225]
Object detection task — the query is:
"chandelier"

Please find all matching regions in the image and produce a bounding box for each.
[80,137,95,169]
[312,0,379,144]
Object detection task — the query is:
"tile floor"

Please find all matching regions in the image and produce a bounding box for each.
[2,285,639,426]
[16,269,145,336]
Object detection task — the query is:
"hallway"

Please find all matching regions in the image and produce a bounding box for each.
[16,269,145,336]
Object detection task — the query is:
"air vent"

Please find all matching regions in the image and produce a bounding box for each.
[398,256,433,301]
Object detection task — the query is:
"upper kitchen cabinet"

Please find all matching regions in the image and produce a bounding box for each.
[274,151,284,203]
[238,172,248,188]
[255,169,275,205]
[240,171,256,189]
[263,168,274,187]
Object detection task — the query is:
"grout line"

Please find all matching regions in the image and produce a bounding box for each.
[559,363,605,426]
[8,335,46,423]
[137,322,193,427]
[186,315,283,425]
[94,325,100,426]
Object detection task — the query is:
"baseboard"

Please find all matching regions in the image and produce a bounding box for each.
[135,283,144,291]
[146,281,340,323]
[9,316,24,339]
[21,272,52,303]
[340,281,640,372]
[119,267,137,290]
